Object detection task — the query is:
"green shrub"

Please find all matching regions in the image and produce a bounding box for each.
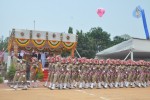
[0,77,3,83]
[7,64,16,81]
[37,71,44,81]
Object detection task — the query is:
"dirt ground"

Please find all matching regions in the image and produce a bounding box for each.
[0,83,150,100]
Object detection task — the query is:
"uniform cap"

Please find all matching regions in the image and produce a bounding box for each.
[55,55,61,62]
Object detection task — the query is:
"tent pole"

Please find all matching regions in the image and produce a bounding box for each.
[75,49,81,58]
[124,51,131,61]
[131,51,133,61]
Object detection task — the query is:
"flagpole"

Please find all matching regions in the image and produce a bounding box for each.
[34,20,35,30]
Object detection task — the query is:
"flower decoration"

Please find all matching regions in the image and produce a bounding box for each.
[53,33,56,38]
[20,32,24,36]
[66,35,70,40]
[37,33,41,38]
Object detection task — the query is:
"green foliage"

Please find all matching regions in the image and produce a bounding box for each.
[0,76,4,83]
[0,37,8,51]
[120,34,131,40]
[112,36,127,45]
[37,71,44,80]
[76,30,96,58]
[89,27,112,51]
[68,27,73,34]
[61,51,70,57]
[0,76,3,83]
[75,27,112,58]
[75,27,129,58]
[0,63,7,77]
[7,64,16,81]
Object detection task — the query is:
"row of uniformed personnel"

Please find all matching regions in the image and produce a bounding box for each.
[44,56,150,90]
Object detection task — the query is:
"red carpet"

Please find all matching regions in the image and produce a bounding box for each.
[42,68,48,81]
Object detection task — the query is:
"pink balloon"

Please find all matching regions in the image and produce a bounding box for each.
[97,8,105,17]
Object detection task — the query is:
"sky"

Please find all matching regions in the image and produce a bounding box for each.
[0,0,150,39]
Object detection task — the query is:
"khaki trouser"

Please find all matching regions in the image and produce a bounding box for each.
[128,73,132,82]
[30,71,37,81]
[13,72,20,83]
[72,72,78,82]
[99,73,103,82]
[104,74,108,83]
[52,72,59,84]
[131,73,136,82]
[18,72,26,83]
[139,73,143,82]
[92,73,97,83]
[64,73,71,83]
[47,71,52,82]
[58,72,65,83]
[50,72,54,83]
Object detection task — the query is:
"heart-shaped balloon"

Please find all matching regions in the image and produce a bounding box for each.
[97,8,105,17]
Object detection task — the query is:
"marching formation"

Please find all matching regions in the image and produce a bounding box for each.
[44,56,150,90]
[9,55,150,90]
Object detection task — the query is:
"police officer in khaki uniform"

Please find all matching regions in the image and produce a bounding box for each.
[13,59,27,90]
[103,59,110,88]
[58,59,66,89]
[83,60,90,89]
[78,59,85,89]
[44,57,52,87]
[87,59,94,89]
[63,58,72,89]
[47,57,55,88]
[30,58,39,88]
[97,60,104,89]
[91,59,98,89]
[51,56,61,90]
[142,65,147,87]
[11,59,21,88]
[136,64,143,87]
[72,60,79,88]
[69,58,77,89]
[18,59,27,90]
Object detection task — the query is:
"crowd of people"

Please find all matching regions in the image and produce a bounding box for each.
[9,54,150,90]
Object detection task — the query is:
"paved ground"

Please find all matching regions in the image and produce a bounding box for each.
[0,83,150,100]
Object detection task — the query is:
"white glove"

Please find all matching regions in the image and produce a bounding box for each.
[23,75,26,77]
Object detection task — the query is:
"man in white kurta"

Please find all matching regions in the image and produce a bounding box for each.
[41,52,46,67]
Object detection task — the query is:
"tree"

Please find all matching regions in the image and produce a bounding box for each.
[75,30,95,58]
[72,27,130,58]
[112,34,130,46]
[0,36,2,43]
[68,27,73,34]
[75,27,111,58]
[120,34,131,40]
[88,27,111,52]
[0,37,8,51]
